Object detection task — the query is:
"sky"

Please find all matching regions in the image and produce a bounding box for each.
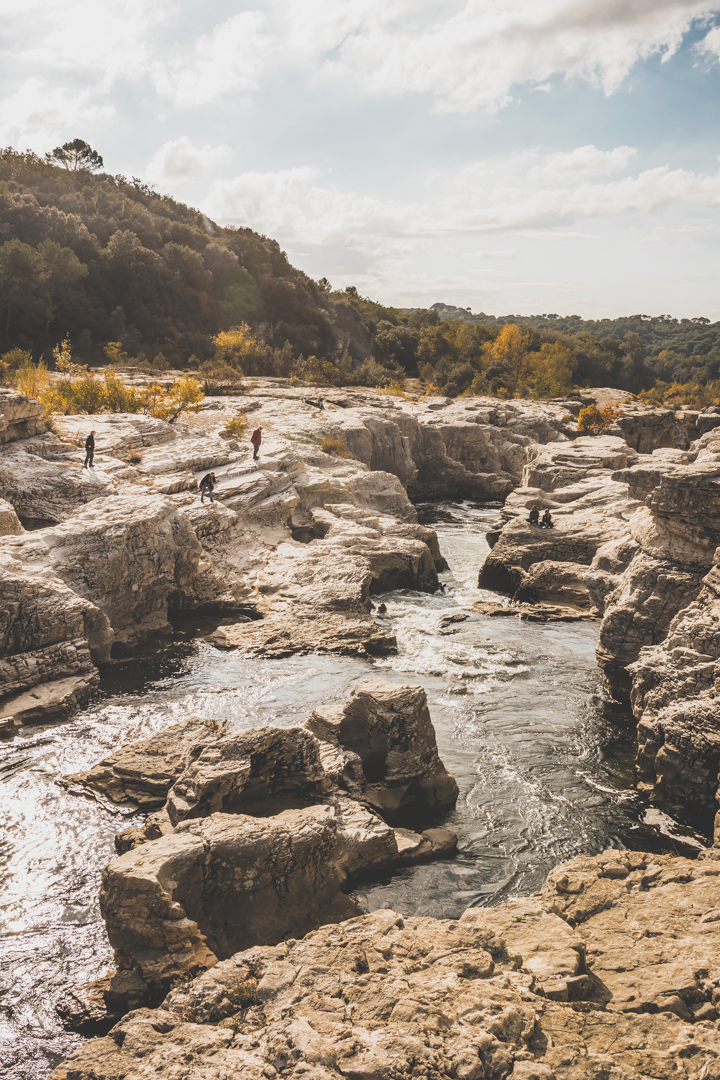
[2,1,720,319]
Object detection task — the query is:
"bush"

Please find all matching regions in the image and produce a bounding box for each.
[10,355,51,398]
[377,379,408,398]
[319,434,353,458]
[223,412,247,437]
[577,403,621,435]
[144,374,204,424]
[199,357,245,394]
[1,348,32,371]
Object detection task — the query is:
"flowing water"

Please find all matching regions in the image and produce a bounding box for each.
[0,502,704,1079]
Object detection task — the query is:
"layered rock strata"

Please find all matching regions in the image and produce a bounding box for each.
[59,680,459,1025]
[478,417,720,827]
[53,847,720,1080]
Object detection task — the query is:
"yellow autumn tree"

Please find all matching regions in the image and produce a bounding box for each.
[485,324,529,382]
[213,324,272,375]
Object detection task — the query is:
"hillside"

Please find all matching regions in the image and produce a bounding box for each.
[2,145,720,399]
[0,148,411,372]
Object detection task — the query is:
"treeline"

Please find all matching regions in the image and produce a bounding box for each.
[1,144,719,400]
[0,147,406,380]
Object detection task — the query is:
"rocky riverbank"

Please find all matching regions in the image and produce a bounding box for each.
[52,846,720,1080]
[477,405,720,833]
[5,380,720,1078]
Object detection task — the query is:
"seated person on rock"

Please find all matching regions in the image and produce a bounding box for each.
[540,509,554,529]
[527,505,540,525]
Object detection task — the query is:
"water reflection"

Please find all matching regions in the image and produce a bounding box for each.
[0,501,704,1079]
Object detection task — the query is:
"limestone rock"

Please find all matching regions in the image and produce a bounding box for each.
[166,726,327,824]
[1,492,204,647]
[305,678,460,817]
[52,851,720,1080]
[60,680,459,1019]
[0,444,115,524]
[0,387,45,444]
[54,413,178,454]
[0,496,23,535]
[0,552,108,718]
[62,718,214,809]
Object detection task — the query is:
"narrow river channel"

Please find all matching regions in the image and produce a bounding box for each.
[0,502,703,1079]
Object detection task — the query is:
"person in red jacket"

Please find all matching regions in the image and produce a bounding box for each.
[251,426,262,460]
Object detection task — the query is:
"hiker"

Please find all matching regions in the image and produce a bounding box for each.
[251,426,263,460]
[83,430,95,469]
[541,509,554,529]
[199,471,216,503]
[527,504,540,525]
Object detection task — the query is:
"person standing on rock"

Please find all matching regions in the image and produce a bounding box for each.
[199,471,216,503]
[251,426,263,461]
[83,430,95,469]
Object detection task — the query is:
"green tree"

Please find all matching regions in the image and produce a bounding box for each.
[37,240,88,333]
[0,240,48,342]
[47,139,104,172]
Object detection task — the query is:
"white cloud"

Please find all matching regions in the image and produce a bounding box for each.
[697,22,720,57]
[152,11,272,107]
[531,144,636,178]
[281,0,718,112]
[145,137,232,184]
[0,78,114,153]
[466,249,518,258]
[3,1,160,83]
[206,166,404,246]
[640,222,715,243]
[204,152,720,253]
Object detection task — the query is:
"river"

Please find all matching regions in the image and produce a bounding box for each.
[0,502,703,1079]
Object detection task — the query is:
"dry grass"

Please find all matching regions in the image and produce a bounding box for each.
[319,433,353,458]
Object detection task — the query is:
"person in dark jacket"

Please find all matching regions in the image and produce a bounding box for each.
[527,504,540,525]
[541,509,554,529]
[251,426,263,460]
[83,431,95,468]
[199,471,216,503]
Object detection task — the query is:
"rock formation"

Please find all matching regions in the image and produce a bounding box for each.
[59,680,459,1027]
[477,408,720,830]
[52,847,720,1080]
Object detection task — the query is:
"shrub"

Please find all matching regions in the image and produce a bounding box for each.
[128,452,142,465]
[223,412,248,437]
[1,348,32,371]
[11,355,51,398]
[145,374,204,424]
[319,434,353,458]
[377,379,408,398]
[200,357,245,394]
[577,403,621,435]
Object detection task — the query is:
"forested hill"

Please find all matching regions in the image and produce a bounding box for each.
[0,147,409,367]
[2,145,720,399]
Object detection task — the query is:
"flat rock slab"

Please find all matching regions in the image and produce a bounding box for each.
[473,601,594,622]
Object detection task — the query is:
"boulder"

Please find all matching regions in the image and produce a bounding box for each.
[0,496,23,535]
[304,678,460,817]
[59,681,458,1020]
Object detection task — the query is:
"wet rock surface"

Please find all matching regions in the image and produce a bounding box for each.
[479,411,720,828]
[51,849,720,1080]
[59,680,458,1026]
